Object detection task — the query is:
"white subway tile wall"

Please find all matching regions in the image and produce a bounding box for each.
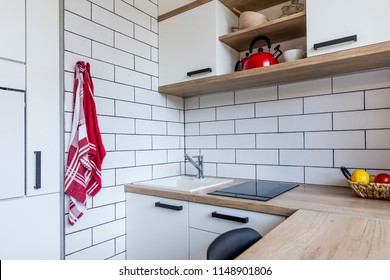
[64,0,183,260]
[185,68,390,185]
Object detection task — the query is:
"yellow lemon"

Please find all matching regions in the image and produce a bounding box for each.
[369,175,375,183]
[351,169,370,183]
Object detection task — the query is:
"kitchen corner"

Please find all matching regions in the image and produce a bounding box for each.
[125,179,390,260]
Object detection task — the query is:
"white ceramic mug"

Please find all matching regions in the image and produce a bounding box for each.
[282,49,305,62]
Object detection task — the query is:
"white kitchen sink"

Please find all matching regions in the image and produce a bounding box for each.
[136,176,232,192]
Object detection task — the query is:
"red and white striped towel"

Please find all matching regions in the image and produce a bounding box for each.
[65,61,106,225]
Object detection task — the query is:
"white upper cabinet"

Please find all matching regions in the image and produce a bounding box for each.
[307,0,390,57]
[0,0,26,62]
[158,0,196,15]
[159,0,238,86]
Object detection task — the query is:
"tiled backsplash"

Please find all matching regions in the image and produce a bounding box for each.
[184,68,390,187]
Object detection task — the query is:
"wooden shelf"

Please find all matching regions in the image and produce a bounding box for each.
[220,11,306,52]
[158,41,390,97]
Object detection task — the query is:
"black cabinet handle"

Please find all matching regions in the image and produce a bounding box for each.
[211,211,249,223]
[34,151,41,189]
[187,68,212,77]
[155,202,183,211]
[313,35,357,50]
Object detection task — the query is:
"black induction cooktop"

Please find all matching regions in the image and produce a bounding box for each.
[208,180,299,201]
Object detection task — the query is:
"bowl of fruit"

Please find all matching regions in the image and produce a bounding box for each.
[340,166,390,200]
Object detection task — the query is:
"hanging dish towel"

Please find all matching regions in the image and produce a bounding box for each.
[65,61,106,225]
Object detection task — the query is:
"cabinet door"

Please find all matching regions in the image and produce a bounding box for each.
[0,0,25,62]
[25,0,61,196]
[126,193,189,260]
[0,89,25,200]
[307,0,390,57]
[189,228,218,260]
[159,0,237,86]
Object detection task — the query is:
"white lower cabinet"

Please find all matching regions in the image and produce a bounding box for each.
[188,202,285,260]
[126,193,285,260]
[126,193,189,260]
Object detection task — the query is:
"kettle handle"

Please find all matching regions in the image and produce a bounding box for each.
[249,35,272,54]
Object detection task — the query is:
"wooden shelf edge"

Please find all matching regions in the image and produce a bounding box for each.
[158,42,390,97]
[158,0,212,22]
[219,12,306,52]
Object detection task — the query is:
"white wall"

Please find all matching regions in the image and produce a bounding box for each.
[63,0,184,260]
[184,68,390,187]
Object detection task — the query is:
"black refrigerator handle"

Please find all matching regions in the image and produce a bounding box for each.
[313,35,357,50]
[34,151,41,189]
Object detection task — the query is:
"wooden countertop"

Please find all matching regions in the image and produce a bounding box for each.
[124,178,390,259]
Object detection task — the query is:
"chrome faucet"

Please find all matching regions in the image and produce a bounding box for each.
[184,153,204,179]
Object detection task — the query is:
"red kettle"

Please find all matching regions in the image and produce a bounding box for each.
[235,35,283,71]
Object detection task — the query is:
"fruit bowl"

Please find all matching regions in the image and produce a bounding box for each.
[348,180,390,200]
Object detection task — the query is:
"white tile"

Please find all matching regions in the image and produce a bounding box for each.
[64,91,73,112]
[279,113,332,132]
[333,109,390,130]
[66,240,115,260]
[185,123,199,136]
[65,51,114,81]
[184,96,199,109]
[280,150,333,167]
[333,68,390,93]
[92,5,133,37]
[335,150,390,169]
[98,115,135,134]
[236,117,278,134]
[367,130,390,149]
[217,135,255,149]
[101,134,115,151]
[167,95,184,109]
[115,235,126,254]
[201,149,235,163]
[305,167,347,187]
[65,11,113,46]
[153,163,181,179]
[304,92,364,114]
[116,134,152,150]
[103,151,135,169]
[93,78,135,101]
[199,91,234,108]
[135,119,166,135]
[115,0,150,29]
[257,165,304,183]
[168,122,184,136]
[365,88,390,109]
[217,104,255,120]
[151,17,158,33]
[93,219,126,245]
[93,186,126,207]
[116,202,126,220]
[256,98,303,117]
[279,78,331,99]
[135,56,158,76]
[257,133,304,149]
[152,77,158,91]
[109,252,126,260]
[153,136,180,149]
[92,42,134,69]
[65,0,91,19]
[102,169,116,187]
[236,150,278,165]
[115,66,151,89]
[90,0,114,11]
[152,106,180,122]
[217,164,256,179]
[200,120,235,135]
[235,86,277,104]
[186,136,217,149]
[116,166,152,184]
[136,150,167,165]
[65,205,115,234]
[168,149,185,163]
[95,97,115,115]
[116,100,151,119]
[135,25,158,47]
[64,31,91,57]
[185,108,215,123]
[134,0,158,18]
[135,88,166,106]
[65,229,92,255]
[151,47,158,62]
[115,32,150,59]
[305,131,365,149]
